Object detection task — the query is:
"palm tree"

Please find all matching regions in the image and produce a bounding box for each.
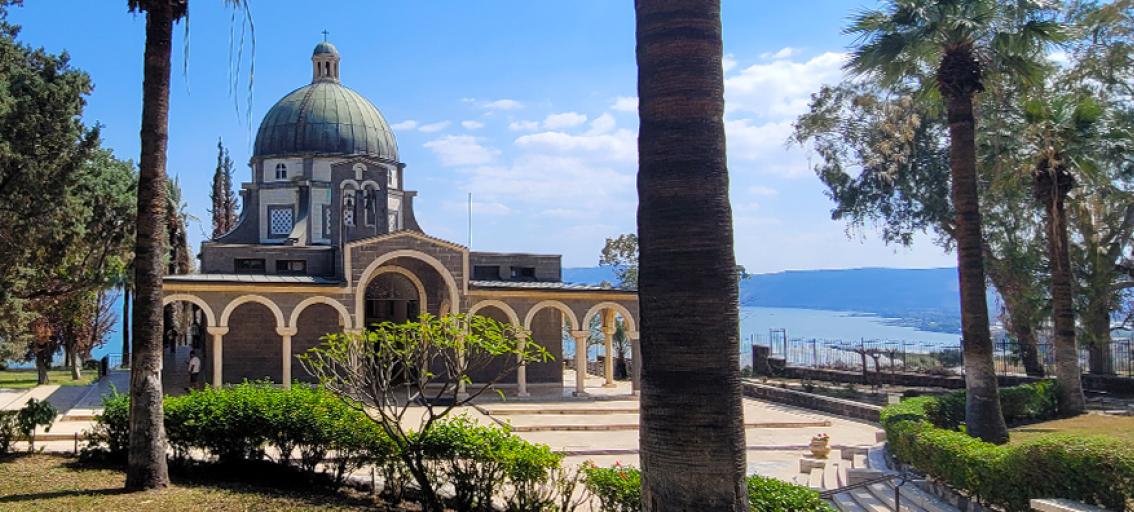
[1023,93,1106,415]
[125,1,250,490]
[124,0,180,490]
[846,0,1061,443]
[635,1,747,510]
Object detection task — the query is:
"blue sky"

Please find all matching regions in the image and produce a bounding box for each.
[10,1,954,273]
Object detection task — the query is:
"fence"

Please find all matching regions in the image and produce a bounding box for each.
[752,332,1134,378]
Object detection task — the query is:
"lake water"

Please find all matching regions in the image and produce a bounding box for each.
[86,296,959,362]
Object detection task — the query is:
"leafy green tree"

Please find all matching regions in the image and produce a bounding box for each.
[844,0,1062,443]
[0,2,134,364]
[600,234,639,288]
[635,0,748,509]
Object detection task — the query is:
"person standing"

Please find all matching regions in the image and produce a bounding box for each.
[186,350,201,391]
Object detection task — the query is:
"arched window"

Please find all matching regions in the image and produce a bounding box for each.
[343,190,356,227]
[275,163,287,180]
[363,189,375,226]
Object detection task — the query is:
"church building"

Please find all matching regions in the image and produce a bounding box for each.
[161,40,639,396]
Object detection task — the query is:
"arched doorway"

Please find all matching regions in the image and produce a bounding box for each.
[292,302,347,382]
[224,301,283,383]
[364,271,422,327]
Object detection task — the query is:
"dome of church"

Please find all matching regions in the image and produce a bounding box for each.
[312,40,338,56]
[253,41,398,161]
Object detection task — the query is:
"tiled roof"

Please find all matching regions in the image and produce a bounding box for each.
[163,274,343,285]
[469,280,637,293]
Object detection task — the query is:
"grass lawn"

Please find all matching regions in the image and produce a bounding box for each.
[0,454,395,511]
[0,369,96,390]
[1010,413,1134,444]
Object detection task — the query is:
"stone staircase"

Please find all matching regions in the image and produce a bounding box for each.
[798,446,958,512]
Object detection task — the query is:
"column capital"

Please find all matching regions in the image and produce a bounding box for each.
[207,326,229,336]
[277,327,298,337]
[627,331,640,341]
[570,330,590,339]
[602,326,616,336]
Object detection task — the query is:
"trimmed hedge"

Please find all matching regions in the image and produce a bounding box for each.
[84,383,565,510]
[882,383,1134,511]
[581,463,833,512]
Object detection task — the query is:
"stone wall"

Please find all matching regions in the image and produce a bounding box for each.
[742,381,882,423]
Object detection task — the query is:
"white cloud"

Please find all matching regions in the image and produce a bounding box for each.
[587,113,616,135]
[725,51,846,118]
[725,119,810,177]
[418,121,452,133]
[423,135,501,167]
[482,99,524,110]
[514,129,637,163]
[461,120,485,130]
[445,200,512,216]
[611,96,638,112]
[761,47,800,60]
[748,185,779,197]
[508,120,540,131]
[542,112,588,130]
[391,120,418,130]
[723,54,737,72]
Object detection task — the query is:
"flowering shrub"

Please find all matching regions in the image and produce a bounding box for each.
[581,461,641,512]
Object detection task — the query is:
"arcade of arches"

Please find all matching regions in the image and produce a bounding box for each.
[162,232,639,397]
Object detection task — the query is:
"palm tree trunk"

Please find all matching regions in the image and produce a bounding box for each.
[126,0,172,491]
[940,50,1009,443]
[122,287,130,367]
[1085,303,1114,375]
[1042,175,1086,414]
[998,290,1045,377]
[636,1,747,509]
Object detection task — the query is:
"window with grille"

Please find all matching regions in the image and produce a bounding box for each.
[275,163,287,180]
[234,258,265,273]
[276,259,306,275]
[268,206,293,236]
[322,205,332,238]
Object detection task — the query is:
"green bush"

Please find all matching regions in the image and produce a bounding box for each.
[581,462,640,512]
[581,464,832,512]
[881,383,1134,511]
[0,410,17,455]
[747,475,833,512]
[921,381,1059,431]
[83,384,565,510]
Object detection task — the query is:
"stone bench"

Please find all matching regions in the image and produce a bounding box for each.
[1030,498,1110,512]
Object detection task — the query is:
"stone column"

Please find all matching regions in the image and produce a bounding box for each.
[516,334,530,397]
[628,331,641,395]
[571,330,590,397]
[278,327,297,389]
[602,310,616,388]
[456,332,468,400]
[207,326,228,389]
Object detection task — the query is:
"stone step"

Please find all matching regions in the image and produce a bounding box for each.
[832,493,867,512]
[864,481,924,512]
[808,467,824,490]
[509,419,830,432]
[824,460,840,490]
[485,407,639,416]
[894,482,956,512]
[848,487,893,512]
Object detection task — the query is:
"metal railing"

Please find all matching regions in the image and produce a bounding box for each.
[752,334,1134,378]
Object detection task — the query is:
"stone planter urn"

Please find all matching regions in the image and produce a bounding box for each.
[809,434,831,459]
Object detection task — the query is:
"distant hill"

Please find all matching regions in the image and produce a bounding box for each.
[563,266,966,333]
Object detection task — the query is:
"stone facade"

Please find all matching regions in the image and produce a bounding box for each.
[161,40,639,396]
